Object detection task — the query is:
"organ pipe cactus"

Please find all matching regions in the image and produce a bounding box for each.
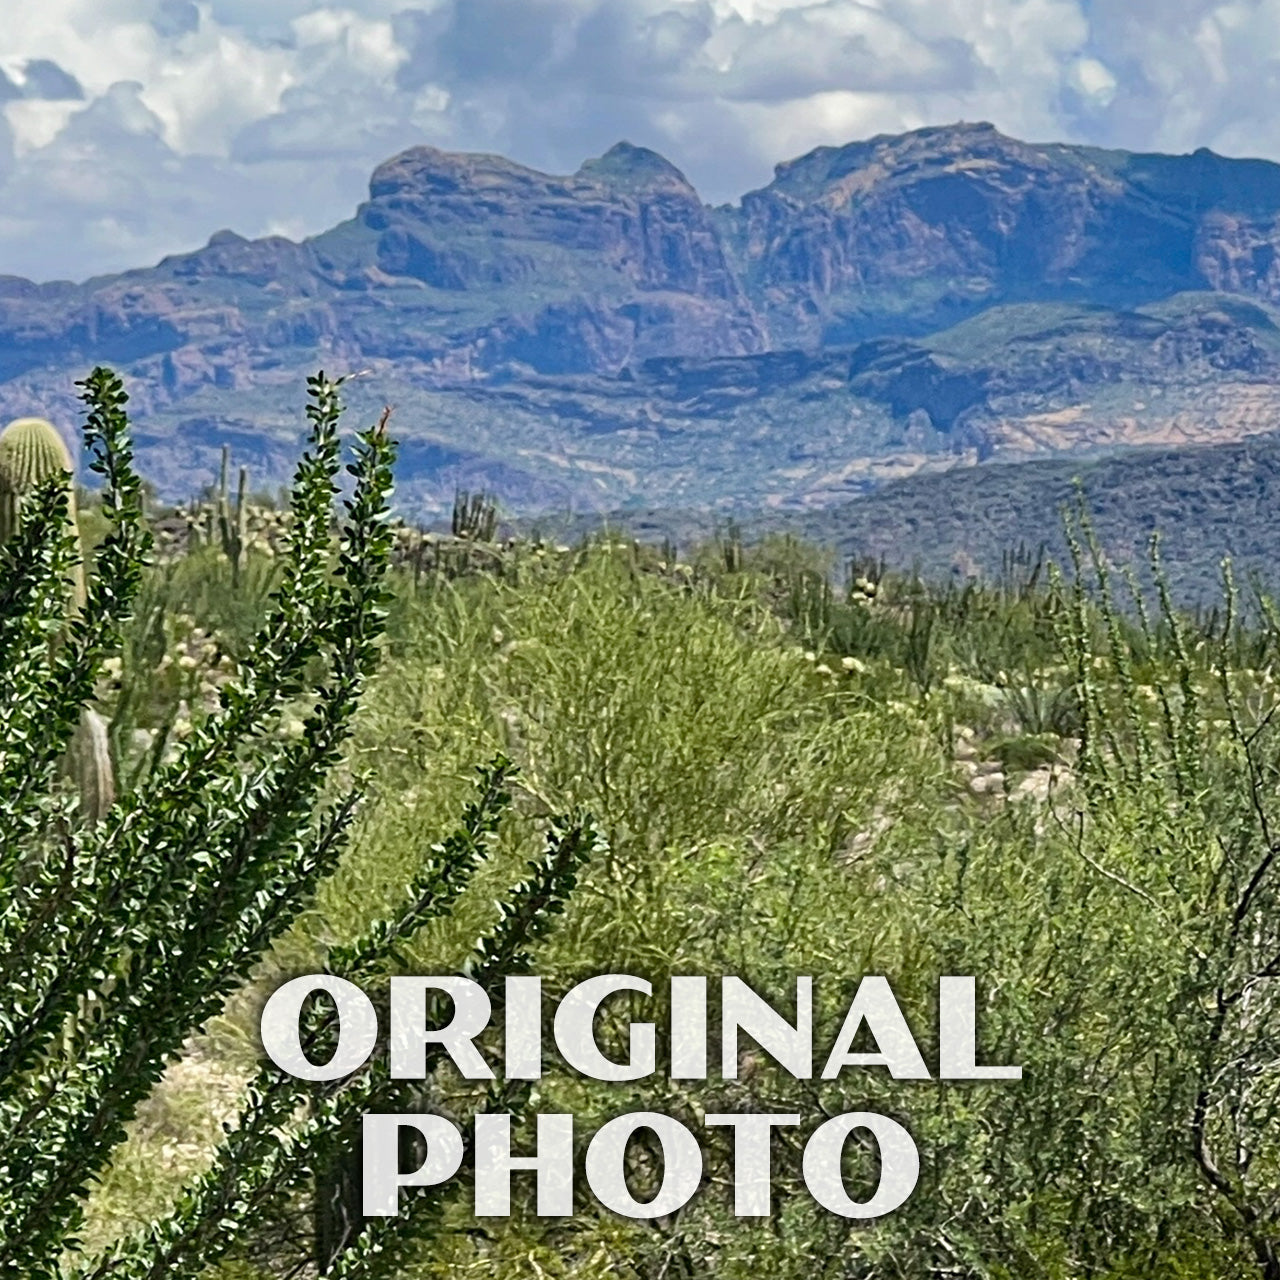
[0,415,112,820]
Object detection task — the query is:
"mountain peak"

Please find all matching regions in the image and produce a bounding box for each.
[576,141,694,193]
[763,120,1029,202]
[367,145,552,203]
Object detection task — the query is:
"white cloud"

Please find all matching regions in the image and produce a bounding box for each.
[137,31,296,155]
[3,0,1280,281]
[1068,56,1117,106]
[291,8,406,74]
[5,101,82,154]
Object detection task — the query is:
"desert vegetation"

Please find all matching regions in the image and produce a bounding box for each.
[2,370,1279,1279]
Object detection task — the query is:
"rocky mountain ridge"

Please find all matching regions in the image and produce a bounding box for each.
[7,123,1280,512]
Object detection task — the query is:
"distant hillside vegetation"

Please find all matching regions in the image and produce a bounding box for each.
[783,436,1280,606]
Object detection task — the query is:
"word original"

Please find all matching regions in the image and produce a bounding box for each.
[261,973,1022,1084]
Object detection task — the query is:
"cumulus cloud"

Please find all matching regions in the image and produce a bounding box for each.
[1,0,1280,281]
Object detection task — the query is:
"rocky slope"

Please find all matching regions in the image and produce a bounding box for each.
[782,433,1280,608]
[8,123,1280,513]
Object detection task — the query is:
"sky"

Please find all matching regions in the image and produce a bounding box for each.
[1,0,1279,282]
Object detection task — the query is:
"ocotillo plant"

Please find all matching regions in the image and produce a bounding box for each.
[0,367,596,1280]
[0,415,111,819]
[308,758,595,1275]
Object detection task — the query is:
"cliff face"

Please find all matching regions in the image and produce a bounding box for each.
[8,123,1280,511]
[318,140,770,375]
[364,142,746,298]
[730,124,1280,343]
[15,123,1280,391]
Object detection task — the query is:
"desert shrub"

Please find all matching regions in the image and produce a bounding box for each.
[325,524,1275,1279]
[34,458,1280,1279]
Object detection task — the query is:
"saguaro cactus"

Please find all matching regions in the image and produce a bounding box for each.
[452,488,498,542]
[722,518,744,574]
[0,415,111,819]
[0,415,74,487]
[216,443,249,585]
[63,706,115,822]
[0,416,79,563]
[0,416,87,609]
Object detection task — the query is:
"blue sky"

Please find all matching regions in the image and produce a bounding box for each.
[1,0,1277,282]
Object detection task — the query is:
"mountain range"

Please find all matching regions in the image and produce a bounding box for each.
[8,119,1280,583]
